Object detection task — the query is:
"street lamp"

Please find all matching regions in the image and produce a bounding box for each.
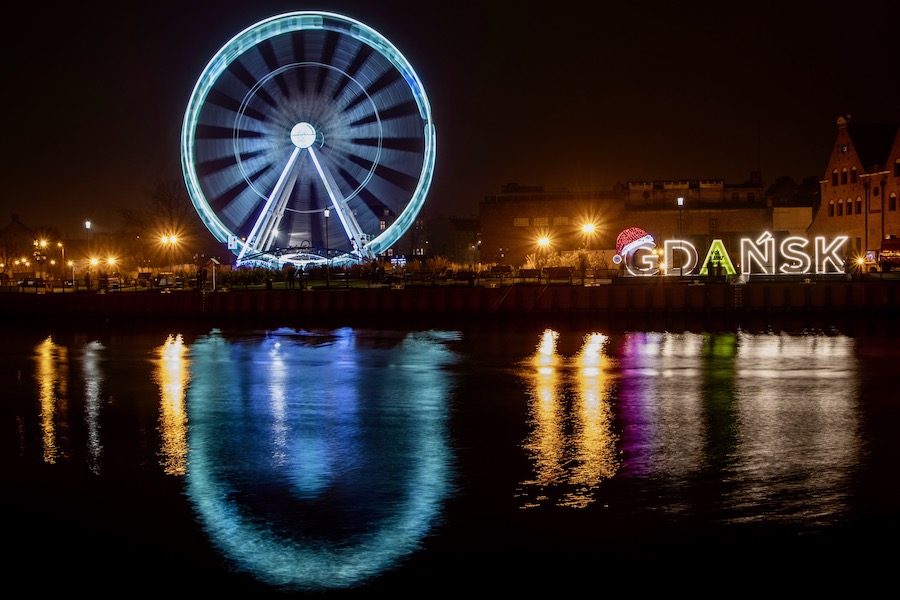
[677,197,685,276]
[324,209,332,285]
[67,260,75,292]
[581,222,596,250]
[85,221,91,259]
[161,235,178,271]
[57,242,64,280]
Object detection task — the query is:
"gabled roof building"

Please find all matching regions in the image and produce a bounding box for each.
[809,115,900,256]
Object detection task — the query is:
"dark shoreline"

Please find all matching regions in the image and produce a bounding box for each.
[1,280,897,336]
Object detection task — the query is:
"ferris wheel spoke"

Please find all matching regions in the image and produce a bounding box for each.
[308,146,371,258]
[236,147,303,262]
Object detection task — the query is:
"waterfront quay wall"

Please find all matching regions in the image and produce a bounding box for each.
[1,280,896,325]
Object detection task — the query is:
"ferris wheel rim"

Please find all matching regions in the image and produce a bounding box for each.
[180,11,436,265]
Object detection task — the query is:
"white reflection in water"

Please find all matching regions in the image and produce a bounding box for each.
[729,333,860,524]
[518,329,619,508]
[152,334,190,476]
[33,337,68,464]
[184,328,458,592]
[617,332,706,484]
[82,341,104,473]
[616,331,861,525]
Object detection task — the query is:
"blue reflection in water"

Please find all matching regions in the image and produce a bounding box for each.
[184,327,460,591]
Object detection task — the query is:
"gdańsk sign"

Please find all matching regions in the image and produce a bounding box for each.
[613,231,849,277]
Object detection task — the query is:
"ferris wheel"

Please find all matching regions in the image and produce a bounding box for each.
[181,12,436,267]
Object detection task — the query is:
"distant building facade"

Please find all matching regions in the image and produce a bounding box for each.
[808,115,900,256]
[479,175,778,267]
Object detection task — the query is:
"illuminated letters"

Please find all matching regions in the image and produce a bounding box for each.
[741,232,776,275]
[616,229,849,277]
[663,239,699,276]
[780,236,812,274]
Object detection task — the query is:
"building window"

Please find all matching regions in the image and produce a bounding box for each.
[895,159,900,177]
[850,167,858,183]
[552,216,569,225]
[856,197,862,214]
[891,194,897,211]
[732,192,739,201]
[747,192,755,202]
[828,200,834,217]
[533,217,549,227]
[837,200,843,216]
[379,220,386,231]
[513,218,529,227]
[832,170,839,186]
[841,168,848,185]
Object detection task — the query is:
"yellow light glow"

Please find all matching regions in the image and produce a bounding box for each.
[153,333,190,476]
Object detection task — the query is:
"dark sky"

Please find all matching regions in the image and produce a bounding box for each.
[6,1,899,238]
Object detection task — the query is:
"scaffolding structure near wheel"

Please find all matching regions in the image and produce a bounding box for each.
[181,11,436,268]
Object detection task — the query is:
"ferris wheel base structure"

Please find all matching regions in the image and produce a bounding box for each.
[181,11,436,270]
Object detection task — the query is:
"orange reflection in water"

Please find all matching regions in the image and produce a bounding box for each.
[34,336,69,464]
[518,330,618,508]
[153,333,190,476]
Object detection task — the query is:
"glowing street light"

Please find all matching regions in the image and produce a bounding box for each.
[581,222,597,250]
[677,197,685,275]
[161,235,178,271]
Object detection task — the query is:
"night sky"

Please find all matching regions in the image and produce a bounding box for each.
[6,0,899,239]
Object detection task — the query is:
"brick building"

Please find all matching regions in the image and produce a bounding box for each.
[479,175,776,268]
[808,115,900,258]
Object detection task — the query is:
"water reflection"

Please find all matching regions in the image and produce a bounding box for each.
[517,329,619,508]
[82,340,104,473]
[33,336,68,464]
[153,334,190,476]
[616,331,861,526]
[183,328,458,591]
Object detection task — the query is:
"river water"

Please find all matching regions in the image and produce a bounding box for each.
[3,318,898,595]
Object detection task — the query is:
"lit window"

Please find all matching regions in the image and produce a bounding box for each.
[513,218,529,227]
[552,216,569,225]
[379,220,386,231]
[533,217,549,227]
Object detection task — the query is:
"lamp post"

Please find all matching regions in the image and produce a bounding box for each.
[324,208,330,287]
[677,197,684,276]
[85,221,91,260]
[161,235,178,272]
[68,260,75,292]
[57,242,64,281]
[581,222,595,250]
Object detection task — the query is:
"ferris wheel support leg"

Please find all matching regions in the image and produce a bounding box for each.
[308,147,371,256]
[237,147,303,263]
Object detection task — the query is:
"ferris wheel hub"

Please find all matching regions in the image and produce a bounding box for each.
[290,122,317,149]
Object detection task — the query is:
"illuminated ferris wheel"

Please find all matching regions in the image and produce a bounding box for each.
[181,11,436,267]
